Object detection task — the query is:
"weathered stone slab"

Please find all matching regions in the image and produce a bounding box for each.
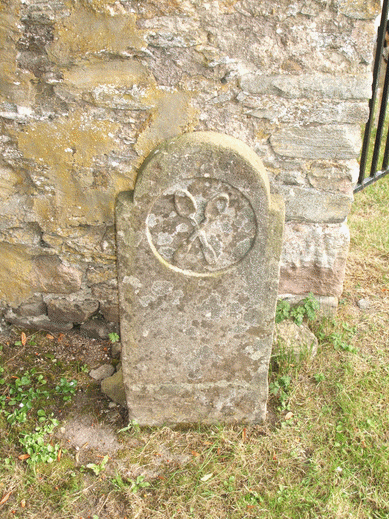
[32,256,83,294]
[279,222,350,297]
[15,295,47,318]
[272,185,352,223]
[270,125,361,160]
[46,296,99,324]
[239,73,372,99]
[273,321,318,361]
[338,0,380,20]
[116,132,284,426]
[4,311,74,332]
[240,96,369,126]
[89,364,115,382]
[306,160,358,195]
[101,368,126,408]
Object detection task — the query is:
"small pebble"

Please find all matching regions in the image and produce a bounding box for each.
[89,364,115,381]
[111,342,122,358]
[357,298,370,310]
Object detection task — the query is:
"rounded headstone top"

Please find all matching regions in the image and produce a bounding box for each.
[131,131,274,277]
[134,131,271,204]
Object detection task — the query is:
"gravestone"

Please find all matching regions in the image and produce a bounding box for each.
[116,132,284,425]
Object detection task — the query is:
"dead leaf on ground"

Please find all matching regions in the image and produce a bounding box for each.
[0,491,12,506]
[18,454,30,461]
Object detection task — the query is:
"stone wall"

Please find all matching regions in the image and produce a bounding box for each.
[0,0,379,334]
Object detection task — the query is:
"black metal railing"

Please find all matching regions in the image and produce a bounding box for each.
[356,0,389,193]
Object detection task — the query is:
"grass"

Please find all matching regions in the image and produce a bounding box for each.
[0,177,388,518]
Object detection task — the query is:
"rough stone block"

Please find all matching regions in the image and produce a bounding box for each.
[240,73,372,100]
[338,0,380,20]
[279,222,350,297]
[99,301,120,323]
[270,125,361,160]
[117,132,284,425]
[89,364,115,382]
[242,97,369,126]
[90,280,119,322]
[272,184,352,223]
[139,16,206,48]
[32,256,83,294]
[79,319,119,340]
[0,243,34,306]
[111,341,122,359]
[273,321,318,361]
[306,160,359,195]
[4,310,74,332]
[15,296,47,317]
[47,297,99,324]
[101,368,126,408]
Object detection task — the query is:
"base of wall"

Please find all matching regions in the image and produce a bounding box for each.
[2,292,338,337]
[3,307,119,340]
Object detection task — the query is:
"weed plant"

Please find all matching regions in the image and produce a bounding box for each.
[0,365,77,465]
[275,292,319,325]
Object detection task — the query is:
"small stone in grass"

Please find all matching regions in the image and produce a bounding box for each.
[89,364,115,381]
[357,299,370,310]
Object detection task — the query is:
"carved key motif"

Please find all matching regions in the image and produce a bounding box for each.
[146,178,257,275]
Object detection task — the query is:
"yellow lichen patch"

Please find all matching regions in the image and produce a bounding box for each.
[0,8,34,105]
[47,8,145,65]
[339,0,380,20]
[17,112,119,170]
[134,90,198,161]
[256,128,271,141]
[0,9,19,77]
[0,166,23,200]
[31,171,131,231]
[71,0,125,15]
[218,0,239,14]
[62,60,150,91]
[31,196,57,232]
[15,112,122,229]
[0,243,34,305]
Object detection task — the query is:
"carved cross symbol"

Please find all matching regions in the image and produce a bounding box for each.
[173,190,230,266]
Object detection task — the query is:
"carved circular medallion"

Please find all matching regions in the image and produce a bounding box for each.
[146,178,257,275]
